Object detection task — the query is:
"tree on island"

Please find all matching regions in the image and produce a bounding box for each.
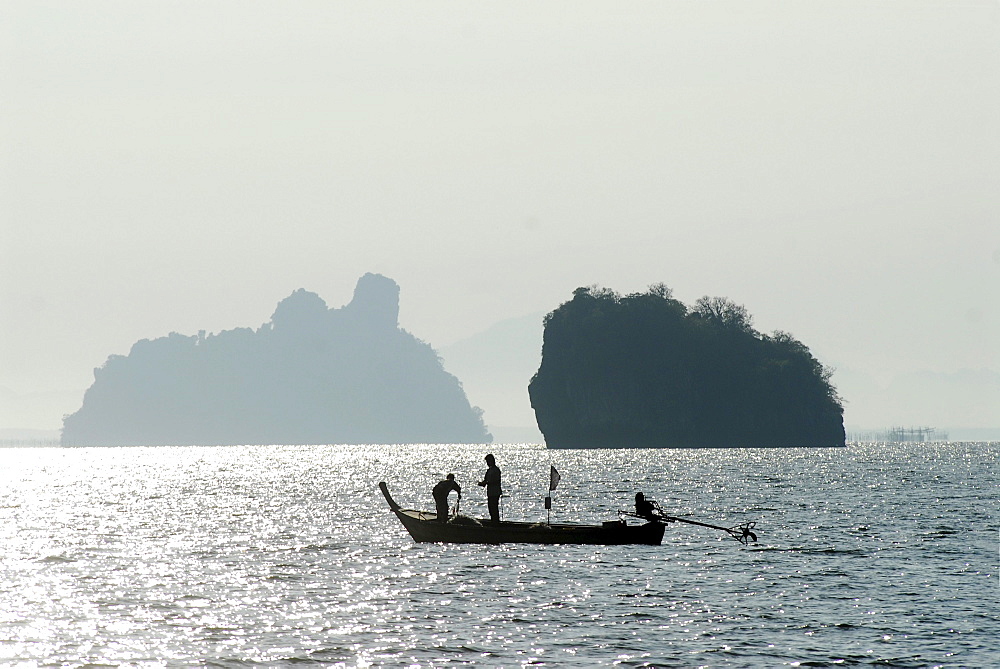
[528,284,845,448]
[61,274,492,446]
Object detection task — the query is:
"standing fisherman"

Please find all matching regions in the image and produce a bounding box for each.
[477,453,502,523]
[432,474,461,523]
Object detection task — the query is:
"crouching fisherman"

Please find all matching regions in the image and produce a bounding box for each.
[433,474,462,522]
[635,492,662,521]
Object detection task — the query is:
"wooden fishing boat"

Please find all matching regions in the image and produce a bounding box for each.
[379,481,666,545]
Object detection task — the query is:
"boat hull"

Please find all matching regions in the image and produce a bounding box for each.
[379,482,665,545]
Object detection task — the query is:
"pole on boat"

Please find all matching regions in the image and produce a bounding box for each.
[546,466,561,524]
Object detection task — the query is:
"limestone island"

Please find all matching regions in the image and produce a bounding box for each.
[61,274,491,446]
[528,285,845,448]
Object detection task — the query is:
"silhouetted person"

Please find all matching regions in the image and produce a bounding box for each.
[478,453,502,523]
[635,492,659,520]
[432,473,462,523]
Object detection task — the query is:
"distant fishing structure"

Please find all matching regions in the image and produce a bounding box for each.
[848,426,948,442]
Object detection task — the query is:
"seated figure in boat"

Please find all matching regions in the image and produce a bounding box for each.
[432,473,462,522]
[635,492,661,521]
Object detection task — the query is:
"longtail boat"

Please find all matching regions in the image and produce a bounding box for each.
[378,481,666,545]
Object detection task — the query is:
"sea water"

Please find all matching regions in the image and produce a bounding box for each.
[0,442,995,667]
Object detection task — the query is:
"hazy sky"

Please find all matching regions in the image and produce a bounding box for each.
[3,1,998,431]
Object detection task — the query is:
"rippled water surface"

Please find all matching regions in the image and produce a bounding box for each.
[1,443,996,667]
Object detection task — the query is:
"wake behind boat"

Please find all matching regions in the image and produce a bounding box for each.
[378,481,666,545]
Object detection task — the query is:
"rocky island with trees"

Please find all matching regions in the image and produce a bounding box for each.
[528,284,845,448]
[61,274,491,446]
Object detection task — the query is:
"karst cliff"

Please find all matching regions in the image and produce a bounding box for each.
[528,285,845,448]
[61,274,491,446]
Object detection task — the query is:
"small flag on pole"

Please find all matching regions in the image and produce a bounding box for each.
[549,466,561,491]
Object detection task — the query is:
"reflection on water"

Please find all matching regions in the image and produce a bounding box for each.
[1,443,996,666]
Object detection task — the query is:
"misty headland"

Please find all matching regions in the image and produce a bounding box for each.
[61,274,491,446]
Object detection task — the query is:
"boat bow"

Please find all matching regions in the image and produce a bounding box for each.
[378,481,401,512]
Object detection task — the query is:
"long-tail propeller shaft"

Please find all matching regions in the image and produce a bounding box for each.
[636,502,758,545]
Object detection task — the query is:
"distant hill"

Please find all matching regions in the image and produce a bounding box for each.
[438,313,545,443]
[529,285,846,448]
[0,428,60,447]
[61,274,491,446]
[835,367,1000,433]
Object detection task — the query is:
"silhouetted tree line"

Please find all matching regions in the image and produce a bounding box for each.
[61,274,491,446]
[528,284,845,448]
